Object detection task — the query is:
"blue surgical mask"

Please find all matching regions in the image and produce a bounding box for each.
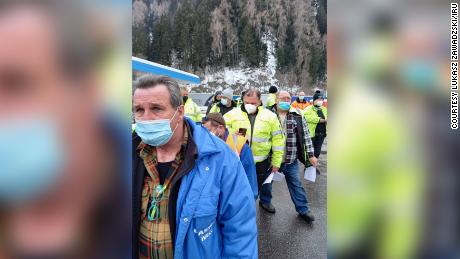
[278,102,291,111]
[0,118,64,203]
[298,96,305,101]
[220,98,228,106]
[135,109,179,147]
[401,60,436,91]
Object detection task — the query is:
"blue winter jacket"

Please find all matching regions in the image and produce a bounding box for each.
[168,118,259,258]
[238,144,258,200]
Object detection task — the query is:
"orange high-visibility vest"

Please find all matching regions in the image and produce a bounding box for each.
[225,134,247,157]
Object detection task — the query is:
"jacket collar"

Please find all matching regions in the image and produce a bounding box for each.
[272,106,300,119]
[289,107,302,115]
[185,117,221,158]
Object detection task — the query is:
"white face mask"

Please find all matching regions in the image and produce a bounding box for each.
[315,101,323,107]
[244,104,257,114]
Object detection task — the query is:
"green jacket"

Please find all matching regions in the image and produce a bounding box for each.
[184,98,202,122]
[264,93,277,108]
[303,105,328,138]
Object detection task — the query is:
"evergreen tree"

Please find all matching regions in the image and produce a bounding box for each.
[240,21,258,66]
[317,0,327,35]
[151,15,173,65]
[191,0,212,71]
[133,0,327,91]
[173,0,194,70]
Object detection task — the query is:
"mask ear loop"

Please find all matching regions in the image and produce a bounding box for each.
[217,126,224,138]
[212,130,221,138]
[170,107,181,134]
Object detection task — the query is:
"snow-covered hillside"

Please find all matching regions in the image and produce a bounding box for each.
[193,33,300,94]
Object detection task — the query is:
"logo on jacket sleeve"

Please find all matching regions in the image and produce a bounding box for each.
[193,222,214,242]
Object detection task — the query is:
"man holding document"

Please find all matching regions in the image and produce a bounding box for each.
[263,90,318,223]
[223,88,285,213]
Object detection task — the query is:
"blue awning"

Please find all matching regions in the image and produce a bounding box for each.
[132,57,200,84]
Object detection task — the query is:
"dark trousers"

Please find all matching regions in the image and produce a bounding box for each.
[312,134,326,158]
[255,157,271,197]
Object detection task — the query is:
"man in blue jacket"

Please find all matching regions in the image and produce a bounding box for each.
[202,113,258,199]
[133,75,257,259]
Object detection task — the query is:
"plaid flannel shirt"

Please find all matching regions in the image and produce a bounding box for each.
[137,129,188,259]
[281,113,314,164]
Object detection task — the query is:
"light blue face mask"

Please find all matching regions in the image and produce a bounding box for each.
[298,96,305,101]
[136,109,179,147]
[0,119,64,204]
[401,60,436,92]
[278,101,291,111]
[220,98,228,106]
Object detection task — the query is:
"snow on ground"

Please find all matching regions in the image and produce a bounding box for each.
[198,32,280,94]
[262,32,277,85]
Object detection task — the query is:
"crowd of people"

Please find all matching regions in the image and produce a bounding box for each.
[132,75,328,258]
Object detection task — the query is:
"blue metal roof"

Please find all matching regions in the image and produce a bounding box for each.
[132,57,201,84]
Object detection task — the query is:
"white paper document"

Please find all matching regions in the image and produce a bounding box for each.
[263,173,273,185]
[304,166,316,182]
[263,171,285,184]
[272,172,285,182]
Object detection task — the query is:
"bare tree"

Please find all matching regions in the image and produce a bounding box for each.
[269,0,288,45]
[210,8,224,57]
[209,0,238,65]
[292,0,321,87]
[151,0,170,18]
[133,0,147,27]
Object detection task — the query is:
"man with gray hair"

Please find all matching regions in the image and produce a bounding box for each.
[133,75,257,259]
[266,90,318,223]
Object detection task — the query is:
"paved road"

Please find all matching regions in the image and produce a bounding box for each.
[257,140,327,259]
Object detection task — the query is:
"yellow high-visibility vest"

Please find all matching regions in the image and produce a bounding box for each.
[184,98,202,122]
[223,106,285,168]
[225,133,247,157]
[303,105,328,138]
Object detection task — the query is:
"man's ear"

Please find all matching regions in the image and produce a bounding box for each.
[177,105,185,118]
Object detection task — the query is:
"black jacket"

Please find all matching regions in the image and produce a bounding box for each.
[269,106,311,166]
[206,100,237,116]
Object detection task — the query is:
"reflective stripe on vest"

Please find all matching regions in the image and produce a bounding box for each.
[253,154,269,162]
[252,136,269,143]
[272,146,284,151]
[271,130,283,137]
[224,107,283,165]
